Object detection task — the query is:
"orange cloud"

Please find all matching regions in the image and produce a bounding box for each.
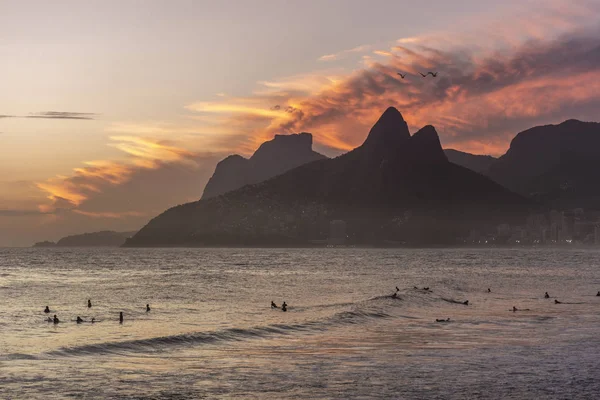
[197,8,600,157]
[36,137,198,214]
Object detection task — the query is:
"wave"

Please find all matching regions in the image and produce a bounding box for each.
[45,308,391,358]
[0,353,38,361]
[38,286,481,359]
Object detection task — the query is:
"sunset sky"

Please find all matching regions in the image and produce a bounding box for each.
[1,0,600,246]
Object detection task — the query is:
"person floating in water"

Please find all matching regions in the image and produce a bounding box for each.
[44,306,50,313]
[281,302,287,312]
[146,304,151,312]
[119,312,124,323]
[555,299,562,304]
[463,300,469,305]
[544,292,550,299]
[88,299,92,308]
[53,315,60,324]
[436,318,450,322]
[271,301,278,309]
[76,316,84,324]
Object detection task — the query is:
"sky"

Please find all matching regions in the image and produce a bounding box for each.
[1,0,600,246]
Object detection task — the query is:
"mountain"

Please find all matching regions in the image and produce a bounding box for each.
[202,132,326,199]
[125,107,530,247]
[444,149,496,175]
[32,241,57,247]
[487,119,600,209]
[33,231,137,247]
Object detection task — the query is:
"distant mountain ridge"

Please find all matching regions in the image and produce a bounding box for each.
[444,149,496,175]
[33,230,137,247]
[487,119,600,209]
[125,107,530,247]
[202,132,326,199]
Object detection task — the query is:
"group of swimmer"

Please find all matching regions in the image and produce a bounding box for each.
[392,286,599,321]
[44,299,151,324]
[512,290,597,310]
[271,300,288,312]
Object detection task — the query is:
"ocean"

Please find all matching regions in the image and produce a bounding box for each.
[1,247,599,399]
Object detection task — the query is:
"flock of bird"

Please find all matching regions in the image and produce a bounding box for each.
[397,71,437,79]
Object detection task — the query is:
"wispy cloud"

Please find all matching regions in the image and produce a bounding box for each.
[318,44,372,62]
[36,136,199,213]
[25,111,98,120]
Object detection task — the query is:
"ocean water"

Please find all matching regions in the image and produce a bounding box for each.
[1,247,600,399]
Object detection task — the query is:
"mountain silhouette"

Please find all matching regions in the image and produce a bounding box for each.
[444,149,497,175]
[487,119,600,209]
[33,230,137,247]
[125,107,530,247]
[202,132,326,199]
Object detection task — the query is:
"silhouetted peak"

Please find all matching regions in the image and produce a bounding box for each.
[361,107,410,153]
[251,132,315,161]
[218,154,247,166]
[559,119,584,126]
[409,125,447,164]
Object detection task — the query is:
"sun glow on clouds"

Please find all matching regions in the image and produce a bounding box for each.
[184,0,600,157]
[36,136,196,213]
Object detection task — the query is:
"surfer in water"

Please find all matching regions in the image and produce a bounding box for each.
[463,300,469,305]
[436,318,450,322]
[391,292,398,299]
[119,312,124,323]
[488,288,491,293]
[91,318,95,324]
[44,306,50,313]
[88,299,92,308]
[555,299,562,304]
[597,291,600,296]
[146,304,151,312]
[281,302,288,312]
[53,315,59,324]
[512,306,518,312]
[271,301,278,309]
[76,316,84,324]
[544,292,550,299]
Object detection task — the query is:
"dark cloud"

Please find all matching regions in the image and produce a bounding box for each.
[26,111,98,120]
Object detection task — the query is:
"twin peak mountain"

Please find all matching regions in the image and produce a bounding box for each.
[126,107,528,246]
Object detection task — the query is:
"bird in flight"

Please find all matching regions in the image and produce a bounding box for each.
[418,72,427,77]
[427,72,438,77]
[397,72,406,79]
